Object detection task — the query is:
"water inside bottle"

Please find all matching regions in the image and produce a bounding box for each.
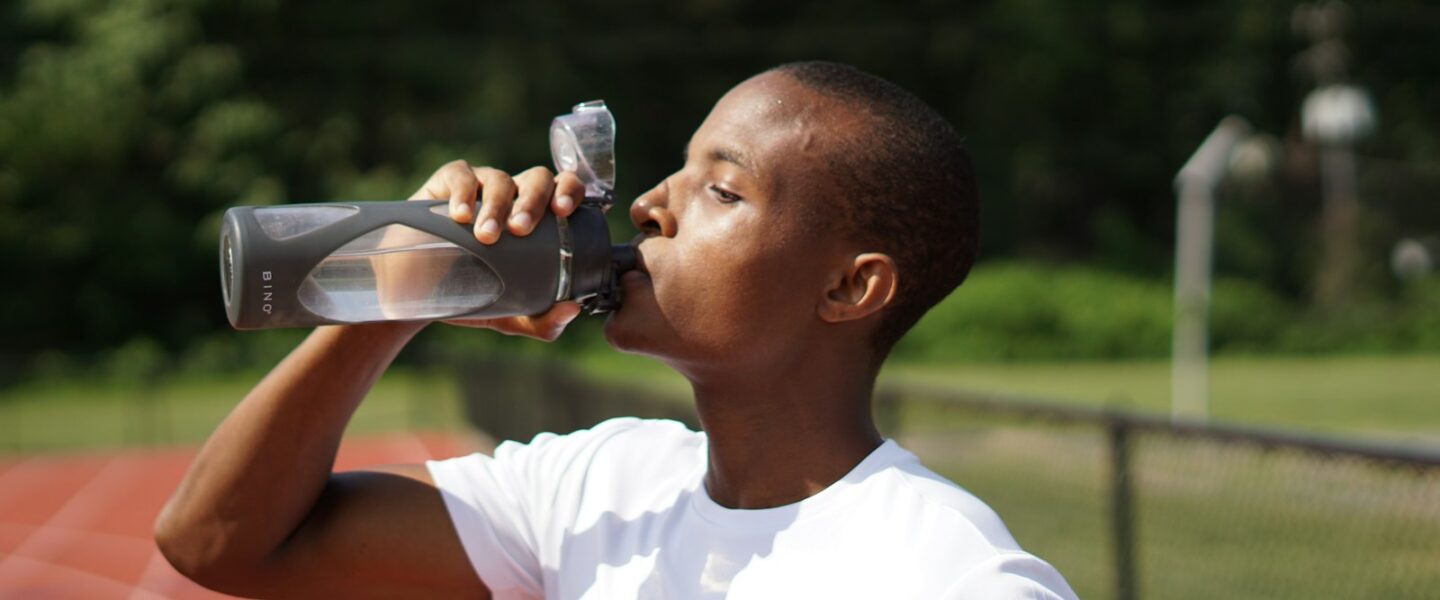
[297,224,502,322]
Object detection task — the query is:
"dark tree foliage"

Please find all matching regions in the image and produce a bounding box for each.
[1,0,1437,372]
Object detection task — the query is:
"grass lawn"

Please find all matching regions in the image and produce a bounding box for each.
[908,424,1440,600]
[4,353,1434,453]
[880,354,1440,443]
[0,367,466,454]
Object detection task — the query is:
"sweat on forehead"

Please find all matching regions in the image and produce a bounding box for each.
[707,74,873,195]
[733,72,872,135]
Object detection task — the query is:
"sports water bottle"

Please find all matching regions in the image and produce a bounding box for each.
[218,101,636,330]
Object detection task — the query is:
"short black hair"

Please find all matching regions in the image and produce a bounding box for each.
[770,61,979,359]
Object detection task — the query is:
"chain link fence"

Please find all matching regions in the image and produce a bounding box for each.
[880,383,1440,600]
[457,359,1440,600]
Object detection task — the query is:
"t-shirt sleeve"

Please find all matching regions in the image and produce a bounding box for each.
[425,418,642,597]
[943,553,1080,600]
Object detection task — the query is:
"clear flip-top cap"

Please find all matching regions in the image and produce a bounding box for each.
[550,100,616,207]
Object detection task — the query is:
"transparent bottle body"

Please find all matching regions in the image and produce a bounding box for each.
[296,223,502,322]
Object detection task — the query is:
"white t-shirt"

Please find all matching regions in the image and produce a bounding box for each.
[427,417,1077,599]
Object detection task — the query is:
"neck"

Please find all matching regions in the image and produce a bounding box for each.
[685,348,883,510]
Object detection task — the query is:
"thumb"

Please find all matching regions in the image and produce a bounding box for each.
[524,301,583,342]
[547,301,584,330]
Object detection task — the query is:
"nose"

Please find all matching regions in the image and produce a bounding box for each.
[629,179,678,238]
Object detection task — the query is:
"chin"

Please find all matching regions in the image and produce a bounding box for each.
[603,305,687,367]
[602,307,654,355]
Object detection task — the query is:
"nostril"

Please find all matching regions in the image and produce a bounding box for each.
[630,178,677,237]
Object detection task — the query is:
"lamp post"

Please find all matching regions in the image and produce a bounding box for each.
[1294,0,1376,310]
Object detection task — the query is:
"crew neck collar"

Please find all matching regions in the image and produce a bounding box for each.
[688,437,906,531]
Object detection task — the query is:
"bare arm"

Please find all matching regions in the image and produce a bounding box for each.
[155,162,586,598]
[154,322,481,598]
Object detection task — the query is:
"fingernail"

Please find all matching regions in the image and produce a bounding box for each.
[561,309,580,325]
[454,203,471,220]
[510,212,533,232]
[557,195,575,212]
[479,219,500,241]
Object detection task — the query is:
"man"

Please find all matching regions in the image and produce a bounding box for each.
[156,61,1077,599]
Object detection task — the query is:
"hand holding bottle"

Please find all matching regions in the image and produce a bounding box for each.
[401,160,586,341]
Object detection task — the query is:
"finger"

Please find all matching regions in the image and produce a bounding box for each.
[472,167,517,245]
[509,166,555,236]
[442,161,478,223]
[443,301,581,342]
[529,301,582,340]
[552,170,585,217]
[411,160,470,201]
[514,302,582,342]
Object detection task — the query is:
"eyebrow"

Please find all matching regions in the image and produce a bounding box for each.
[682,144,755,174]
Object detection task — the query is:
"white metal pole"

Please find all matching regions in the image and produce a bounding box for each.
[1172,116,1251,422]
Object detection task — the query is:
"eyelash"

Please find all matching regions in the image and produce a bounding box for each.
[709,184,742,204]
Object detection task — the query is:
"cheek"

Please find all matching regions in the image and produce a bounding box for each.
[662,225,818,345]
[614,196,829,363]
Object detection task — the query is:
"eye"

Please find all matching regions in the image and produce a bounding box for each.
[708,184,743,204]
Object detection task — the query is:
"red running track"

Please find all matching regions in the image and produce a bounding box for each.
[0,432,481,599]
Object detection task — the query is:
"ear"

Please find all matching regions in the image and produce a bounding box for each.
[818,253,898,324]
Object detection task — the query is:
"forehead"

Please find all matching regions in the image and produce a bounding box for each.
[690,73,858,185]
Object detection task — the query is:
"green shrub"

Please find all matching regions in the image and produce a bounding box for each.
[100,337,167,386]
[894,262,1171,361]
[1276,278,1440,354]
[1208,278,1292,353]
[893,261,1297,362]
[1406,279,1440,350]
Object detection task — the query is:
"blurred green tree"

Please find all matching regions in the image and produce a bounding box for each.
[1,0,1437,375]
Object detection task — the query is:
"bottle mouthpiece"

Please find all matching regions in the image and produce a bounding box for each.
[610,244,638,274]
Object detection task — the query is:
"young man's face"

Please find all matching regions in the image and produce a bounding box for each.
[603,72,860,375]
